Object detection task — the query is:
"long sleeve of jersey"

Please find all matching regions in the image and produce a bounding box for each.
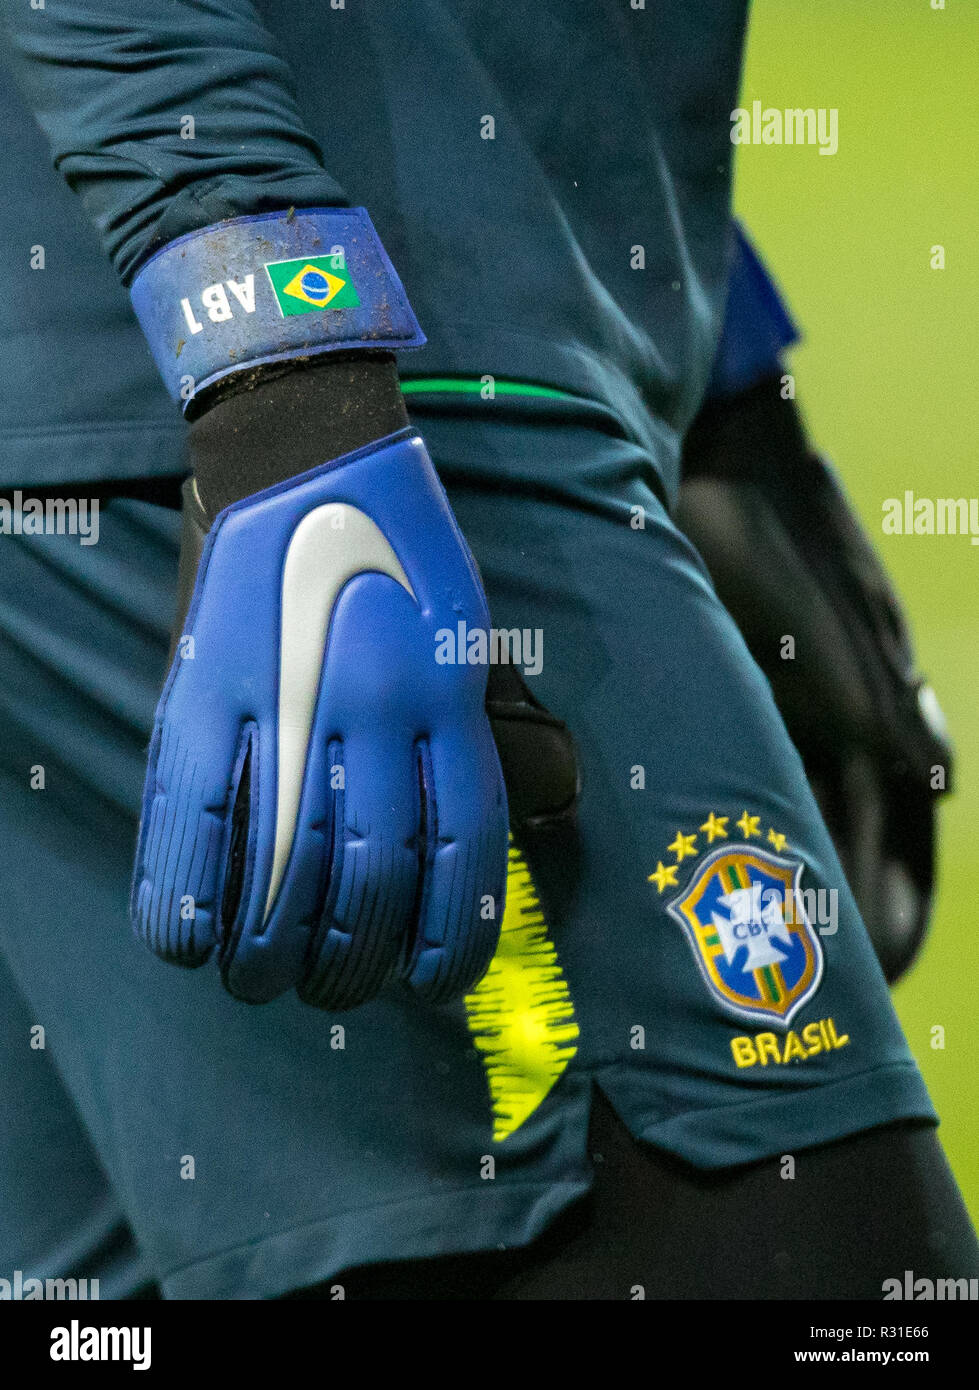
[0,0,345,285]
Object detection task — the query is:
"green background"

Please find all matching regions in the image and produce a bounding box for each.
[735,0,977,1219]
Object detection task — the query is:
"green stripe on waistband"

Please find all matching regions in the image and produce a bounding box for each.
[399,376,576,401]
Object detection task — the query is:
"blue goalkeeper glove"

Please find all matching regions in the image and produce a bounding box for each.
[128,208,508,1008]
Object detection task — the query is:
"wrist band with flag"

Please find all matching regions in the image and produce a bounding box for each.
[130,207,426,409]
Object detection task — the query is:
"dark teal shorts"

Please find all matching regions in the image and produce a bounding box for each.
[0,399,935,1298]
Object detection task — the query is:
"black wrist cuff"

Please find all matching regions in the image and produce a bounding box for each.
[188,353,409,521]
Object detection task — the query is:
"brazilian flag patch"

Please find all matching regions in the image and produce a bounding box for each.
[264,255,361,317]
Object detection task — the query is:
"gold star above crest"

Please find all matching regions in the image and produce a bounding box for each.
[767,828,788,852]
[736,811,761,840]
[700,812,729,844]
[667,831,698,862]
[647,861,679,894]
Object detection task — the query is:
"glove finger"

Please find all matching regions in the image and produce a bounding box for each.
[486,662,580,827]
[298,730,421,1010]
[404,724,508,1004]
[131,715,241,967]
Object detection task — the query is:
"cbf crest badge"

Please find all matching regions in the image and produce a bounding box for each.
[668,845,823,1028]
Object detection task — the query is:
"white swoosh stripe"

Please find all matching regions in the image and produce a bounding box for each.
[263,503,415,922]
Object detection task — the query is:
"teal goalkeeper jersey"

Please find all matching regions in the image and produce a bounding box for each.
[0,0,747,489]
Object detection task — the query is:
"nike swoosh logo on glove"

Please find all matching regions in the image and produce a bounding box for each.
[264,503,416,922]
